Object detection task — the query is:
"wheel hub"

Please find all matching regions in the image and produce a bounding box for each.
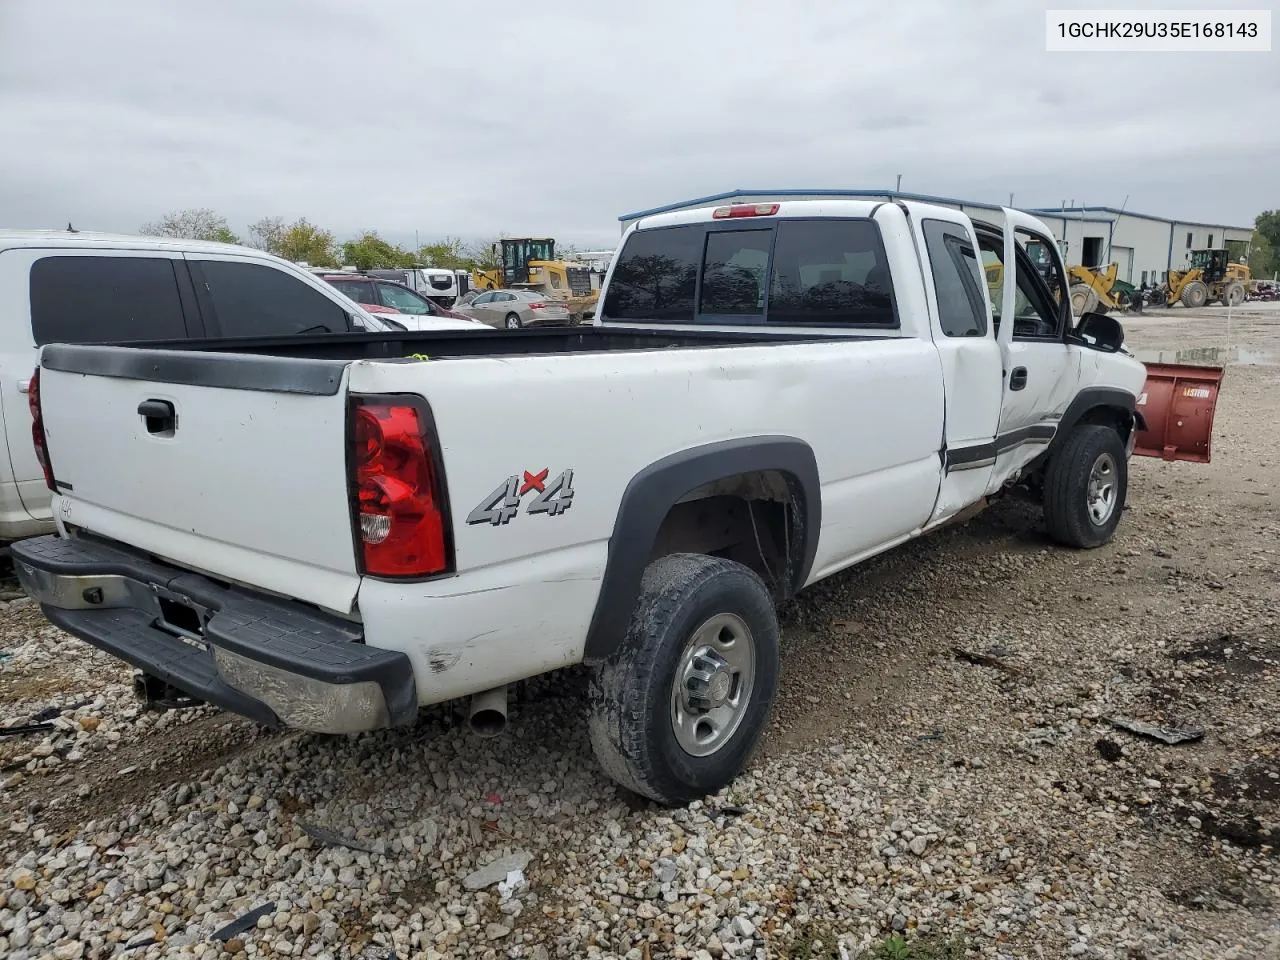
[669,613,756,757]
[685,649,733,709]
[1087,452,1117,525]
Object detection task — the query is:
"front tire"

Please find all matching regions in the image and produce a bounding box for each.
[1180,280,1209,309]
[588,554,779,806]
[1043,425,1128,548]
[1069,283,1098,316]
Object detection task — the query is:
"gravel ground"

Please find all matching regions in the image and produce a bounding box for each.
[1,305,1278,959]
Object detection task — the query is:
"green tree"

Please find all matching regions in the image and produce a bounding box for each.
[1251,211,1280,279]
[469,237,504,272]
[417,236,474,270]
[1249,230,1277,280]
[140,208,239,244]
[249,217,337,266]
[342,232,416,271]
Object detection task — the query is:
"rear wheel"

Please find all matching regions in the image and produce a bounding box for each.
[504,312,522,329]
[1180,280,1209,309]
[1223,281,1245,307]
[1043,425,1128,549]
[588,554,779,806]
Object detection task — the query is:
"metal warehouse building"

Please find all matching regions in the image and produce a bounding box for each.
[617,190,1253,287]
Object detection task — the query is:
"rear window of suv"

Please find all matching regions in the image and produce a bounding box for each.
[602,217,897,327]
[30,256,190,344]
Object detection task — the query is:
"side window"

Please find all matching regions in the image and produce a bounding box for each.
[601,224,700,322]
[376,283,429,315]
[327,279,377,304]
[978,236,1060,339]
[196,260,349,337]
[29,256,189,344]
[472,292,492,305]
[700,229,770,317]
[767,220,896,327]
[921,219,987,337]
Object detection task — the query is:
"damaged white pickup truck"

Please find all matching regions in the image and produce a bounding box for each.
[15,198,1202,805]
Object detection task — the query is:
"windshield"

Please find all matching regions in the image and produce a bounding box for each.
[527,239,554,261]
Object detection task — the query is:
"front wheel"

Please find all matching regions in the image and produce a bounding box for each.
[588,554,779,806]
[1042,425,1128,548]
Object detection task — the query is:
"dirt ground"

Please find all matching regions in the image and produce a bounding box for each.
[0,303,1277,959]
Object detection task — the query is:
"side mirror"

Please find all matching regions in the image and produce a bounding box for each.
[1071,311,1124,353]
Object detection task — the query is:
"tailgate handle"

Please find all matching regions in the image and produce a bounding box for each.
[138,399,177,436]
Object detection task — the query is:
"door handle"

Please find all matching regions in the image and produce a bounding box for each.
[138,399,177,435]
[1009,367,1028,391]
[17,379,30,395]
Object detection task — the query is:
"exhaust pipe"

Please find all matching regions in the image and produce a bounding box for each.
[468,686,508,738]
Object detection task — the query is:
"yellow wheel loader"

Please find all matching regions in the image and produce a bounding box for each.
[470,238,599,321]
[1159,249,1250,309]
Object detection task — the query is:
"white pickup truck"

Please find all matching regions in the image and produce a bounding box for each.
[13,198,1206,805]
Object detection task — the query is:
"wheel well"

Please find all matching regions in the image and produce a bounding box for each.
[649,470,804,602]
[1078,404,1136,443]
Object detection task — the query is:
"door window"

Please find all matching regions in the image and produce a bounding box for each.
[921,219,987,337]
[29,256,191,344]
[978,236,1062,340]
[196,260,350,336]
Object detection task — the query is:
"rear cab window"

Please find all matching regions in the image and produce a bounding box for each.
[602,217,897,328]
[30,256,192,344]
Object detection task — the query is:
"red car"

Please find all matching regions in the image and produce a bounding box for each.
[319,274,479,325]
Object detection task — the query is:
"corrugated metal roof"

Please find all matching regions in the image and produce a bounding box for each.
[1029,205,1253,232]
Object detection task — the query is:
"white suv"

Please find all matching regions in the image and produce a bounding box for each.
[0,230,402,541]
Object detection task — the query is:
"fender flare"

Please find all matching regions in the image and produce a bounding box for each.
[582,436,820,663]
[1044,387,1139,460]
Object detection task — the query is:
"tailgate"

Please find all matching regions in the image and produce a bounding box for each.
[37,345,361,613]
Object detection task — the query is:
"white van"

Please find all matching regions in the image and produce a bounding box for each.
[366,267,468,307]
[0,230,404,541]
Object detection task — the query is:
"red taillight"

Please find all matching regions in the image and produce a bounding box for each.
[350,398,450,577]
[711,203,780,219]
[29,368,56,492]
[527,301,546,309]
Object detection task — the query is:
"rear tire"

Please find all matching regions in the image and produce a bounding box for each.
[1223,281,1245,307]
[1043,425,1128,549]
[1180,280,1209,309]
[588,554,779,806]
[504,312,522,329]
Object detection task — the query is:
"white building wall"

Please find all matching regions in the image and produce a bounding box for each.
[1112,216,1174,286]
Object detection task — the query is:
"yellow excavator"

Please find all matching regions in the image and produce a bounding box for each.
[471,238,599,320]
[1158,249,1250,309]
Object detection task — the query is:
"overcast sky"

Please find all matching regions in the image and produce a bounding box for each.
[1,0,1275,249]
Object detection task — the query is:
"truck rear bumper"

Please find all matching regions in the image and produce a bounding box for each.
[10,534,417,734]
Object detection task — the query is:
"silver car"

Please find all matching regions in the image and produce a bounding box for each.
[456,289,573,329]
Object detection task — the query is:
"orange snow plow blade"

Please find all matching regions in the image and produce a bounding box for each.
[1133,363,1225,464]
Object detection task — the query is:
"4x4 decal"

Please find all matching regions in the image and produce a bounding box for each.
[466,468,575,526]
